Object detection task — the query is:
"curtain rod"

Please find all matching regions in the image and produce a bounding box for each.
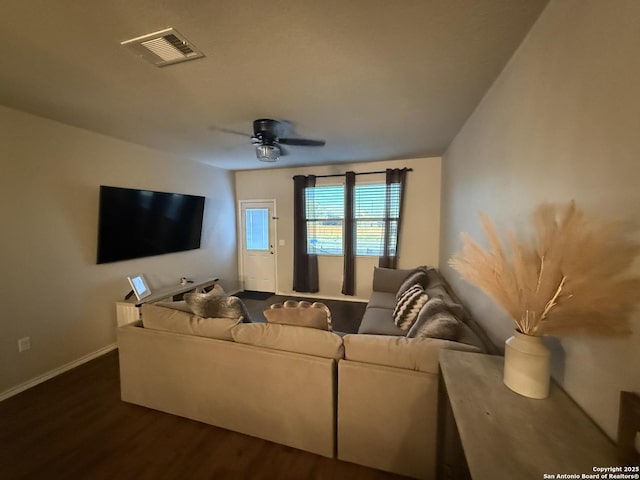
[299,168,413,179]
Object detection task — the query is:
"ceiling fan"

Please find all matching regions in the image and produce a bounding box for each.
[213,119,326,162]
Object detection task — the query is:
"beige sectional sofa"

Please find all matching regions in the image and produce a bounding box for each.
[117,267,492,479]
[337,267,492,479]
[118,309,342,458]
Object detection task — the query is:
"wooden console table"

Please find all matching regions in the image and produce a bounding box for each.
[116,276,218,326]
[437,349,622,480]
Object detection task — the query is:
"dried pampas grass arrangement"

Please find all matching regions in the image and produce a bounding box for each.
[449,202,640,336]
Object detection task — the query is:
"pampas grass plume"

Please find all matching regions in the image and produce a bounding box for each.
[449,202,640,336]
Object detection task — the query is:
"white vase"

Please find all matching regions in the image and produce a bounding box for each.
[503,330,550,399]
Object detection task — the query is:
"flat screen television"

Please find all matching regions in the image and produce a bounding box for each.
[97,185,205,264]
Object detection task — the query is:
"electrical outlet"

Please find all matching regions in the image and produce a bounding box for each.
[18,337,30,352]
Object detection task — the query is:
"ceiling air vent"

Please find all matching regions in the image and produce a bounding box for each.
[121,28,204,67]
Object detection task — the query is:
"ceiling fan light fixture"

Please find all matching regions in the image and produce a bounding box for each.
[256,144,280,162]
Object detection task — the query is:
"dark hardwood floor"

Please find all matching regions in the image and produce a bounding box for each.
[239,294,368,333]
[0,350,408,480]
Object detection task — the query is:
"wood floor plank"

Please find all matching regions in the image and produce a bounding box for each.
[0,350,409,479]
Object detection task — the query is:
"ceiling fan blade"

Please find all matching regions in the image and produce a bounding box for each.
[208,125,252,138]
[278,138,326,147]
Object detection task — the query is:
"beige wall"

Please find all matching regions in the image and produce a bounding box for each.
[235,157,441,301]
[0,105,238,396]
[440,0,640,439]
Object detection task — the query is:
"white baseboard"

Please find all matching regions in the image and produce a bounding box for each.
[0,343,118,402]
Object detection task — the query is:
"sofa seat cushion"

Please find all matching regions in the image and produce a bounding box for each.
[366,291,397,310]
[342,334,481,375]
[232,323,344,360]
[141,304,240,341]
[358,307,406,336]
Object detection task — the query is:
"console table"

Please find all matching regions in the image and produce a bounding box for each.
[115,276,219,326]
[437,349,621,480]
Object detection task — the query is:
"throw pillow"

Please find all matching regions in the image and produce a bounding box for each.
[155,285,228,314]
[393,284,429,331]
[204,283,227,296]
[395,268,429,300]
[407,296,461,341]
[411,311,460,341]
[424,285,465,319]
[184,292,250,321]
[263,300,332,331]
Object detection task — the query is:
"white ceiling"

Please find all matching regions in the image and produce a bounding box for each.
[0,0,548,171]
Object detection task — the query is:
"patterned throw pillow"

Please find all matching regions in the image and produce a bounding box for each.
[393,284,429,331]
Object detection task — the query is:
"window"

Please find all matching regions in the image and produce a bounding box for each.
[354,183,400,256]
[306,185,344,255]
[305,182,401,256]
[245,208,269,250]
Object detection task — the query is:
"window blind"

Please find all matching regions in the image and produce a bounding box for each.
[305,182,401,256]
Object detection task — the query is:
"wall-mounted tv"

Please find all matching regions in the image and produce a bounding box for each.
[97,185,205,264]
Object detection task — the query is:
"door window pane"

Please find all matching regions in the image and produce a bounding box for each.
[245,208,269,250]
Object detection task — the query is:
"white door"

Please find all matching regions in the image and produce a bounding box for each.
[240,200,276,292]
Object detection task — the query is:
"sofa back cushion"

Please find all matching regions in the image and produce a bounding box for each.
[342,334,481,375]
[372,267,423,293]
[154,300,193,313]
[395,268,429,299]
[232,323,344,360]
[141,304,240,341]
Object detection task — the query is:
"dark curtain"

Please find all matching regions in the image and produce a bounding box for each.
[293,175,319,292]
[342,171,356,295]
[379,168,408,269]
